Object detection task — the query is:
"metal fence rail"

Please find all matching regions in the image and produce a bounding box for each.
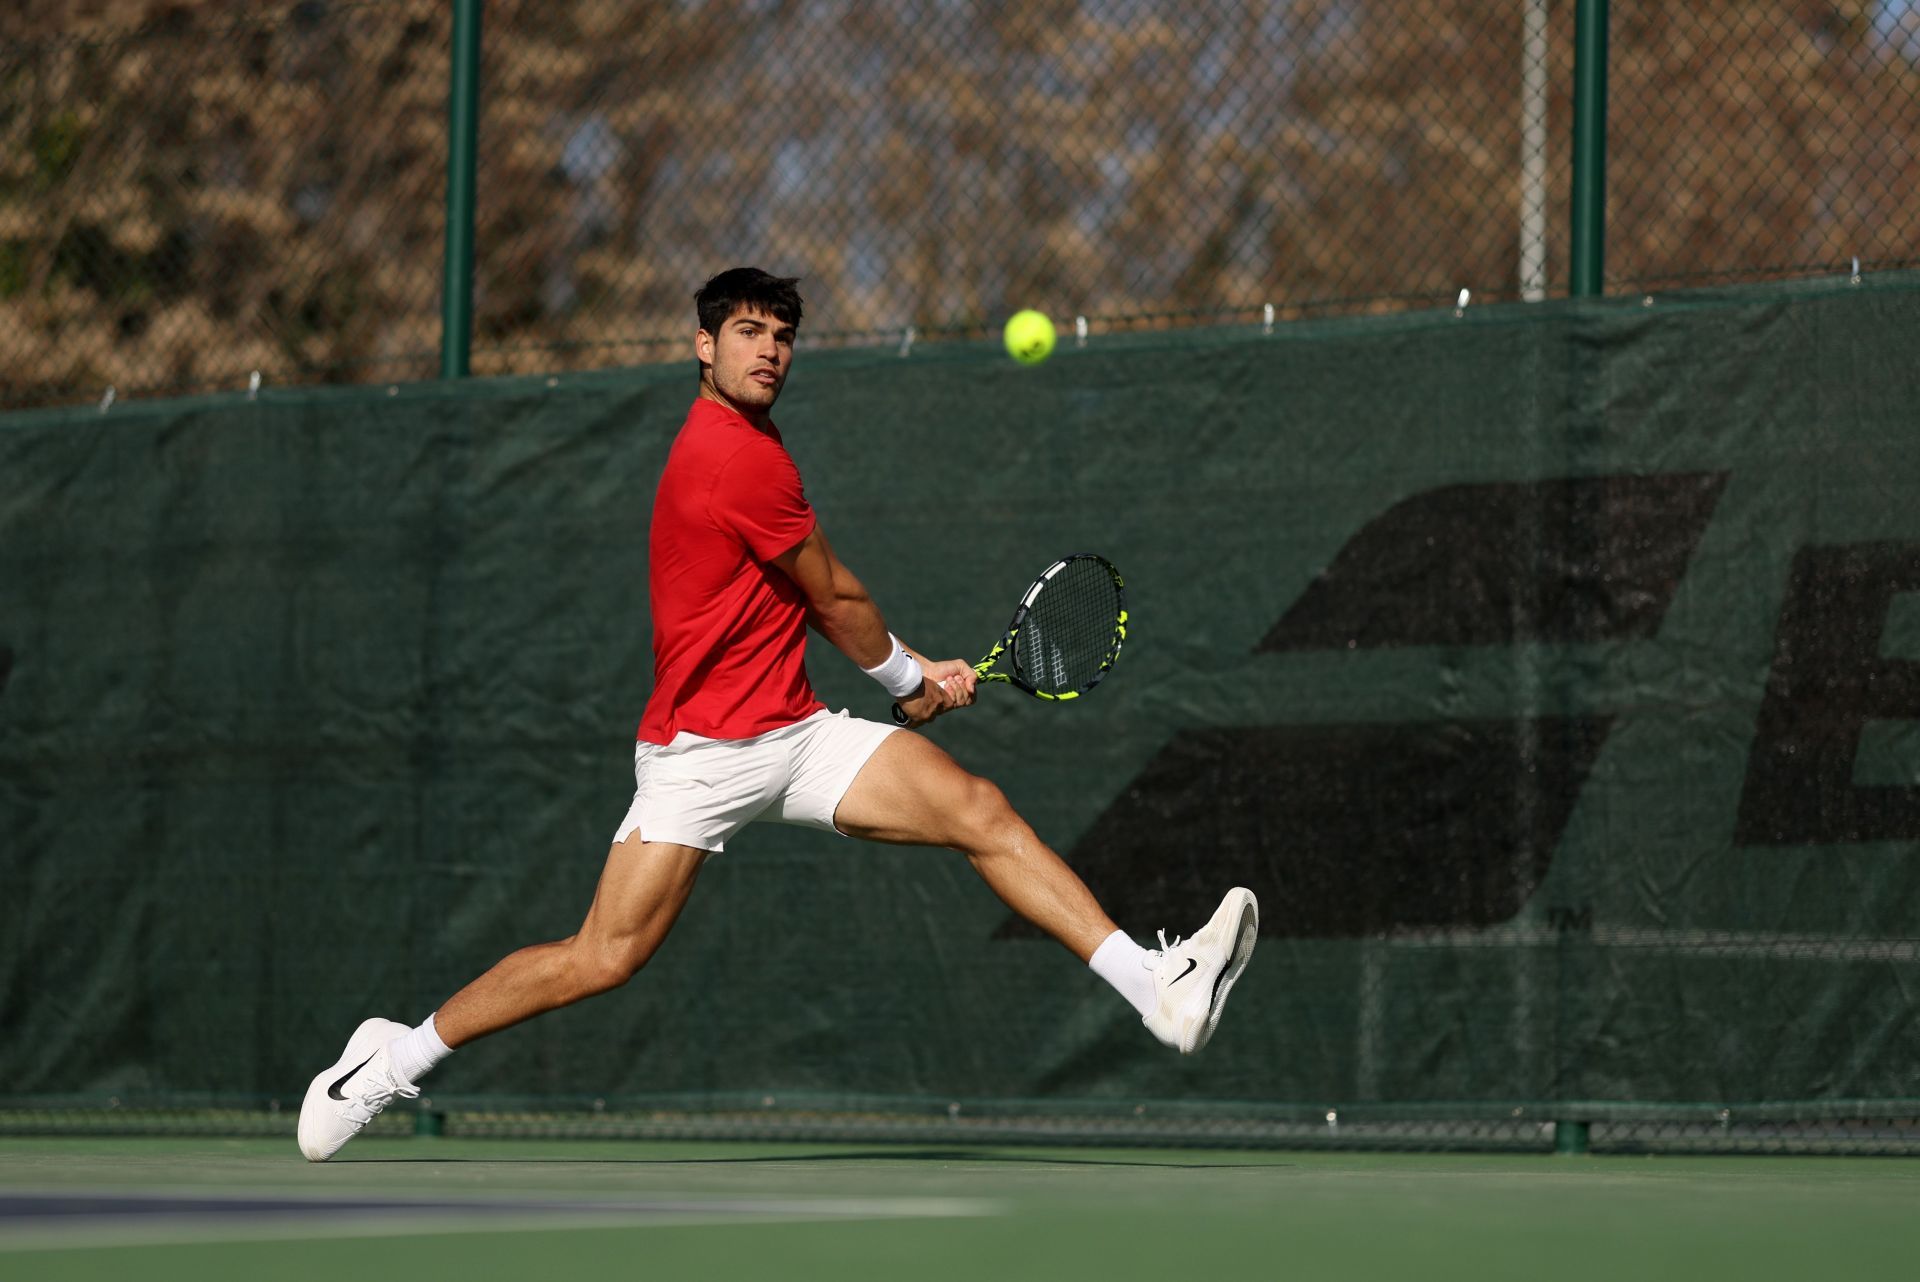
[1,0,1917,407]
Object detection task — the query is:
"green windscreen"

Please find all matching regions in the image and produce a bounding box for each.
[3,276,1919,1130]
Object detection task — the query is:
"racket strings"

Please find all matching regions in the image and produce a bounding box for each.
[1012,558,1122,695]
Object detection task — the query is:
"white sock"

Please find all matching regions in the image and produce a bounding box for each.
[1089,930,1157,1018]
[386,1013,454,1086]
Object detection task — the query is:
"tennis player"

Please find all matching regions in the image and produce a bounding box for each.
[298,268,1258,1161]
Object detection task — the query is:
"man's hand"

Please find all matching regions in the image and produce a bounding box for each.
[896,659,979,727]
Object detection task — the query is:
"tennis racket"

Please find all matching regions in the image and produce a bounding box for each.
[891,553,1128,724]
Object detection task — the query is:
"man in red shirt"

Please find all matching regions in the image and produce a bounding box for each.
[298,269,1257,1161]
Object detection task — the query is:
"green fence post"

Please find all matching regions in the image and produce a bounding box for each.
[1569,0,1609,297]
[1555,1119,1591,1155]
[440,0,483,379]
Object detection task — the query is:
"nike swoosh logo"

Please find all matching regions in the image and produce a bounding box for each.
[327,1054,376,1101]
[1168,957,1198,985]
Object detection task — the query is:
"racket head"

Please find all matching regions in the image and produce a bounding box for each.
[993,553,1127,700]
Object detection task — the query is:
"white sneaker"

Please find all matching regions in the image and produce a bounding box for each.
[297,1017,418,1162]
[1142,888,1259,1054]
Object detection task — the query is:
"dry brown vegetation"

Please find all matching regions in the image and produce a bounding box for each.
[2,0,1916,408]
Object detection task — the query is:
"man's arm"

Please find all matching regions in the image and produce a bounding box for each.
[771,523,890,665]
[771,524,974,722]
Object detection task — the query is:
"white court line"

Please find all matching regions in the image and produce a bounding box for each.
[0,1191,998,1254]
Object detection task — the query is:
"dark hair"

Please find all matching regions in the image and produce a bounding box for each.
[695,267,804,336]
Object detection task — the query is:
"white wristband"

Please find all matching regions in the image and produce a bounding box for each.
[862,634,925,699]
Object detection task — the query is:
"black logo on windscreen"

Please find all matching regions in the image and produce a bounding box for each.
[997,473,1728,942]
[1736,542,1920,845]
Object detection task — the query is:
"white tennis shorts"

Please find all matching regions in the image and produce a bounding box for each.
[612,708,900,852]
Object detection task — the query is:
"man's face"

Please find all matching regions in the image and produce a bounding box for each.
[697,305,795,415]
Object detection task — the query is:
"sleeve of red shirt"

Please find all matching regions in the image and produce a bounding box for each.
[710,436,817,562]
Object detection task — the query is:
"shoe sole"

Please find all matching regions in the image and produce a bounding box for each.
[1189,888,1259,1054]
[297,1017,408,1162]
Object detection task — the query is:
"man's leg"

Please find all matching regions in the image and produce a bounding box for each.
[831,731,1117,961]
[433,835,708,1046]
[831,728,1257,1055]
[298,834,706,1160]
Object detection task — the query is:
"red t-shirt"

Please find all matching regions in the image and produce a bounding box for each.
[638,399,823,743]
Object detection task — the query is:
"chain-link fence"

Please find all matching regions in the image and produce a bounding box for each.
[0,1,451,409]
[7,1100,1920,1156]
[3,1,1918,408]
[467,0,1566,376]
[1610,1,1920,289]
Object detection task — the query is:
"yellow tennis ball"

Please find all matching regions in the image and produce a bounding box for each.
[1003,309,1056,365]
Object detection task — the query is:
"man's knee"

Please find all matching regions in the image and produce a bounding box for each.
[947,772,1021,846]
[566,939,646,998]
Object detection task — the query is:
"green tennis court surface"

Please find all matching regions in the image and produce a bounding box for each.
[3,1138,1916,1281]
